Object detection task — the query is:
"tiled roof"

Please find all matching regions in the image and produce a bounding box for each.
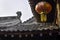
[0,16,59,31]
[0,16,20,28]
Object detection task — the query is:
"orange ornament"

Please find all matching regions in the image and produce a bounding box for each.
[35,2,52,14]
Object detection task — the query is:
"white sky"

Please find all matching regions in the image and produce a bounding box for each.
[0,0,33,22]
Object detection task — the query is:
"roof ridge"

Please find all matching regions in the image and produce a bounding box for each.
[23,17,34,23]
[0,16,17,18]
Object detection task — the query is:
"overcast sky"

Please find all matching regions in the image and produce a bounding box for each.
[0,0,33,22]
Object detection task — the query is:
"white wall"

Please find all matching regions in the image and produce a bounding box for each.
[0,0,33,22]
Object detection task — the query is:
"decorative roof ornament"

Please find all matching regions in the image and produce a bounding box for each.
[16,11,22,23]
